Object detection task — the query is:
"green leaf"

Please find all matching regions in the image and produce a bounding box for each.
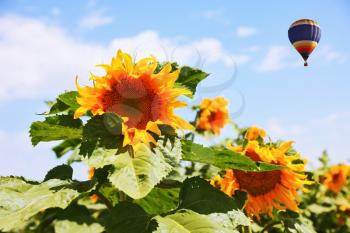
[153,209,229,233]
[284,216,317,233]
[58,91,80,110]
[319,150,330,169]
[208,210,251,230]
[48,91,80,114]
[49,99,71,114]
[30,115,83,146]
[101,202,150,233]
[97,183,120,207]
[80,113,124,156]
[108,144,172,199]
[81,138,181,200]
[157,137,182,167]
[67,146,83,165]
[181,140,283,172]
[178,177,247,214]
[52,139,81,158]
[307,203,335,214]
[154,62,179,74]
[54,204,104,233]
[82,148,119,168]
[135,188,180,215]
[0,177,81,232]
[55,220,104,233]
[44,164,73,181]
[176,66,209,95]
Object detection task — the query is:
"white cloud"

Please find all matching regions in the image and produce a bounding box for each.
[0,130,88,180]
[257,44,347,73]
[0,15,106,101]
[78,10,113,29]
[317,45,348,64]
[0,14,249,102]
[264,112,350,167]
[257,46,293,72]
[266,118,305,138]
[236,26,257,38]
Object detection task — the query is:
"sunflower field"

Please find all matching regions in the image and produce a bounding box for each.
[1,50,350,233]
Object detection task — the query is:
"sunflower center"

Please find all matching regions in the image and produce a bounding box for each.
[332,173,341,183]
[234,169,282,196]
[207,111,224,126]
[233,148,282,196]
[100,75,165,129]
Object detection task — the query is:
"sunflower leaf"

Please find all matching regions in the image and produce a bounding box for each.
[156,137,182,167]
[101,202,150,233]
[48,91,80,114]
[153,209,231,233]
[0,177,84,232]
[176,66,209,96]
[44,164,73,181]
[54,220,104,233]
[208,209,251,230]
[181,140,284,172]
[108,144,172,199]
[54,204,104,233]
[30,115,83,146]
[178,177,247,214]
[80,113,124,156]
[284,216,317,233]
[82,148,119,168]
[57,91,80,110]
[52,139,81,158]
[135,187,180,215]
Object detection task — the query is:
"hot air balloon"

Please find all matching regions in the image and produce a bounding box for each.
[288,19,321,66]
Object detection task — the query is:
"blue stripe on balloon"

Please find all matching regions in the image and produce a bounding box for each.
[288,24,321,44]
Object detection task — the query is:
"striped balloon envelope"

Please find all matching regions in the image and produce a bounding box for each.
[288,19,321,66]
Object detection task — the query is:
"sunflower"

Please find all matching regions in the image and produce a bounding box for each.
[211,140,312,219]
[75,50,193,147]
[245,126,266,141]
[323,164,350,192]
[339,204,350,215]
[195,97,229,135]
[338,203,350,225]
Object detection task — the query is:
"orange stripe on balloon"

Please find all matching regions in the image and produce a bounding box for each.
[293,41,317,54]
[296,47,315,54]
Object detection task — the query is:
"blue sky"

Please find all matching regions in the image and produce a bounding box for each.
[0,0,349,180]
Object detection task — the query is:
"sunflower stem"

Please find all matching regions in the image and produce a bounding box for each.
[243,226,252,233]
[260,221,279,233]
[127,145,134,158]
[95,190,113,210]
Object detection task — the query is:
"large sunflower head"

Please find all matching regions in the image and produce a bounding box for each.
[195,97,229,135]
[75,50,193,147]
[211,136,312,219]
[323,164,350,193]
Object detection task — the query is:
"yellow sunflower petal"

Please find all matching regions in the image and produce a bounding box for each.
[74,49,192,148]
